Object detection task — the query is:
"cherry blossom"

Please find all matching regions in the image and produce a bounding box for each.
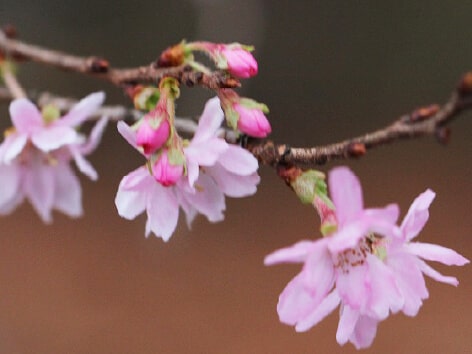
[265,166,468,349]
[115,97,260,241]
[0,92,107,222]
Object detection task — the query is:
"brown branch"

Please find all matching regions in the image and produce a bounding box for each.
[0,30,239,89]
[246,73,472,167]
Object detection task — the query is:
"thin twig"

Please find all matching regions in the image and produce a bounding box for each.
[0,30,240,89]
[246,74,472,167]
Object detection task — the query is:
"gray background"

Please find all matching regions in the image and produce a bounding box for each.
[0,1,470,353]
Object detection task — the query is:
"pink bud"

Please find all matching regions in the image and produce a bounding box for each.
[152,151,184,186]
[220,47,258,78]
[136,115,170,155]
[234,104,271,138]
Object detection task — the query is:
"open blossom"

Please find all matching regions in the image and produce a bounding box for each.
[115,97,260,241]
[265,166,468,349]
[0,92,107,222]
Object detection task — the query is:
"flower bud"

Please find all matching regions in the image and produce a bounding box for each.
[136,112,170,155]
[152,150,184,186]
[234,103,271,138]
[220,45,258,78]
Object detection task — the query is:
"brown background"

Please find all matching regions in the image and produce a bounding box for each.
[0,1,470,353]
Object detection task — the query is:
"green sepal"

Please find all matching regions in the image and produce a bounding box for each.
[291,170,327,205]
[167,148,185,167]
[239,97,269,113]
[224,107,239,130]
[320,222,337,237]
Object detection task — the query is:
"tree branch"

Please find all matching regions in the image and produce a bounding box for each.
[246,74,472,167]
[0,30,239,89]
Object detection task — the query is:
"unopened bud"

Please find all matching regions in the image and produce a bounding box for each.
[136,112,170,155]
[152,150,184,186]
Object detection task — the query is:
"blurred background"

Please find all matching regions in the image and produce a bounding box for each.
[0,1,471,353]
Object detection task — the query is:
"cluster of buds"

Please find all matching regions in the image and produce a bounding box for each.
[158,41,258,79]
[130,78,185,186]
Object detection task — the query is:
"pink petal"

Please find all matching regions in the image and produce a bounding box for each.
[264,240,315,266]
[0,133,28,163]
[302,238,335,292]
[328,166,364,226]
[24,161,55,223]
[295,290,341,332]
[336,305,360,346]
[206,164,259,198]
[80,116,108,155]
[52,162,82,218]
[146,184,179,241]
[185,138,228,167]
[117,121,138,150]
[9,98,43,133]
[365,255,404,319]
[336,263,369,310]
[277,274,320,326]
[71,147,98,180]
[31,126,78,152]
[401,189,435,241]
[349,315,379,349]
[59,91,105,127]
[180,174,225,223]
[0,163,21,208]
[328,220,369,253]
[386,251,428,316]
[115,168,151,219]
[217,145,258,176]
[192,97,224,143]
[406,242,469,266]
[417,259,459,286]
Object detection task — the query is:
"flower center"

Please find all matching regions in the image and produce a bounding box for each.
[334,237,372,273]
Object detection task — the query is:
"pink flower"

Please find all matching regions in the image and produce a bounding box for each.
[0,92,104,162]
[135,111,170,155]
[234,103,271,138]
[152,150,184,186]
[384,189,469,316]
[0,93,107,222]
[115,97,260,240]
[219,45,258,78]
[265,167,468,349]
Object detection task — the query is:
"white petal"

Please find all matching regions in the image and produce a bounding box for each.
[349,315,379,349]
[52,162,82,218]
[31,126,78,152]
[180,173,225,223]
[146,184,179,241]
[117,121,138,150]
[80,116,108,155]
[206,164,259,198]
[9,98,43,133]
[192,97,224,143]
[0,134,28,163]
[0,163,21,210]
[71,147,98,180]
[24,161,55,223]
[59,91,105,127]
[217,145,259,175]
[115,168,151,219]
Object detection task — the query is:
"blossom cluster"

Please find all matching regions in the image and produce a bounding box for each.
[115,96,261,241]
[265,167,469,349]
[0,92,107,222]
